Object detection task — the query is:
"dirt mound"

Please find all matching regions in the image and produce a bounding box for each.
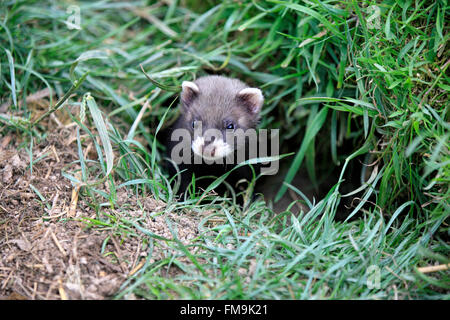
[0,125,199,299]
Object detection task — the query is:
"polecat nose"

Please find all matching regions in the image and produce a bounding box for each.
[204,147,215,157]
[203,144,216,157]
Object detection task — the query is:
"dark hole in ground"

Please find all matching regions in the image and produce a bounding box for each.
[158,113,371,221]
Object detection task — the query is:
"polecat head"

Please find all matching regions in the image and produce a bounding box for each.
[179,76,264,161]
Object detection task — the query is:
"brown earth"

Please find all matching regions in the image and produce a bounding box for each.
[0,120,201,300]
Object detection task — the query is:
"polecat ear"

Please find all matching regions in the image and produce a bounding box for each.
[237,88,264,114]
[181,81,199,107]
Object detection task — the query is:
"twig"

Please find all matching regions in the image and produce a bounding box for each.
[50,230,67,256]
[417,263,449,274]
[68,171,82,217]
[111,235,128,274]
[58,278,68,300]
[128,259,145,277]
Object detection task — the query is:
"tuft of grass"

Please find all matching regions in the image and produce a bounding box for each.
[0,0,448,299]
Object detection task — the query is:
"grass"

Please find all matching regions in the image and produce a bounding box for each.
[1,0,449,299]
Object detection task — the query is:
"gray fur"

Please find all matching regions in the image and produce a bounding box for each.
[180,75,262,132]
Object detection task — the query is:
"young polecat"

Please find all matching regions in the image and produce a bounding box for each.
[166,75,264,199]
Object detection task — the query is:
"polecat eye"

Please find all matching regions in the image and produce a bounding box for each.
[226,123,235,130]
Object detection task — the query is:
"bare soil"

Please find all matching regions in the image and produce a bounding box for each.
[0,121,200,300]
